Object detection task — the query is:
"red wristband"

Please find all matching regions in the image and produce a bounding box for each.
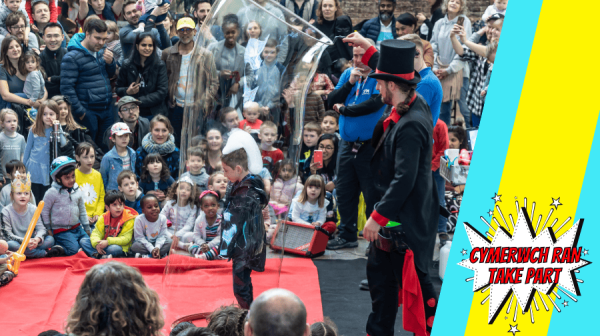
[371,209,389,227]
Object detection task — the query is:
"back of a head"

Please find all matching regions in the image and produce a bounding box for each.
[207,305,247,336]
[179,327,219,336]
[171,322,196,336]
[309,317,338,336]
[249,289,307,336]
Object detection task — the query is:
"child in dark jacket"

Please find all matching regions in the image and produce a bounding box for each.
[220,129,268,309]
[117,170,144,215]
[138,153,174,204]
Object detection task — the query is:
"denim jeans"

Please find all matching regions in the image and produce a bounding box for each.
[471,113,481,128]
[439,77,471,127]
[433,170,447,233]
[104,245,126,258]
[7,235,55,258]
[79,108,114,153]
[53,226,95,257]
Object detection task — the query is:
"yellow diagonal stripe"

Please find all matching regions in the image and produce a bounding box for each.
[463,0,600,334]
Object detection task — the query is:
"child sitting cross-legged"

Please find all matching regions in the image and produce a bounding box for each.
[1,172,65,258]
[90,190,138,259]
[139,153,175,204]
[0,160,36,209]
[131,194,171,258]
[289,175,336,235]
[188,190,222,260]
[74,142,105,229]
[41,156,95,257]
[118,170,143,215]
[161,176,199,249]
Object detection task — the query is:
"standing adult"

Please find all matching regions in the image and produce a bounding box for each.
[430,0,472,127]
[244,288,310,336]
[61,18,115,145]
[395,13,434,68]
[236,0,288,64]
[120,0,170,63]
[0,11,40,56]
[31,0,68,49]
[0,36,45,114]
[312,0,352,76]
[192,0,223,41]
[359,0,397,50]
[116,33,168,118]
[326,41,385,250]
[346,33,438,336]
[280,0,318,24]
[418,0,444,41]
[162,17,218,146]
[40,22,66,98]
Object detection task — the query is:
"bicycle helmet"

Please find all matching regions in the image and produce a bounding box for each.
[50,156,77,182]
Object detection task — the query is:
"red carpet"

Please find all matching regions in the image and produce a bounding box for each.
[0,253,323,335]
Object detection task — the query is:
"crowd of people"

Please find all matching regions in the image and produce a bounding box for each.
[0,0,506,334]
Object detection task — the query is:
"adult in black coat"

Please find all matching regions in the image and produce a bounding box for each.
[346,35,439,336]
[115,32,168,118]
[39,23,67,99]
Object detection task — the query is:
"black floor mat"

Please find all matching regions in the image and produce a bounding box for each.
[313,259,442,336]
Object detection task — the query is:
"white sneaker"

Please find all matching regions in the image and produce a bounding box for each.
[135,253,151,258]
[194,253,207,260]
[101,255,113,259]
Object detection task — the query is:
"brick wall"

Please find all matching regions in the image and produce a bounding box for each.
[342,0,493,26]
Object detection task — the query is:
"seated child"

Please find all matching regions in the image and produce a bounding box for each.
[131,194,171,258]
[208,170,228,212]
[258,121,283,174]
[41,156,94,256]
[220,129,269,309]
[181,147,209,192]
[289,175,336,235]
[90,190,138,258]
[0,160,36,210]
[138,153,175,203]
[118,170,144,214]
[20,51,45,114]
[188,190,222,260]
[75,142,105,228]
[269,159,303,217]
[1,172,64,258]
[320,110,341,140]
[0,239,7,258]
[240,102,262,134]
[300,122,321,181]
[100,123,137,191]
[161,176,198,246]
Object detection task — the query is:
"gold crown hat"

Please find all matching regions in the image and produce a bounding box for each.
[11,171,32,193]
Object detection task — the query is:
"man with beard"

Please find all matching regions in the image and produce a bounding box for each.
[0,12,39,56]
[120,0,170,62]
[162,17,218,146]
[325,39,385,251]
[61,19,115,144]
[191,0,223,41]
[40,22,66,98]
[345,33,439,336]
[359,0,397,50]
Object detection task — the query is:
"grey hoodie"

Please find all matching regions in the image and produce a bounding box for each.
[431,14,472,78]
[41,182,90,233]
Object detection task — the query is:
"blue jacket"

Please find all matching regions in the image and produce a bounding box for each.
[60,33,116,119]
[417,67,443,126]
[359,16,397,45]
[100,146,137,191]
[139,176,175,195]
[334,68,386,142]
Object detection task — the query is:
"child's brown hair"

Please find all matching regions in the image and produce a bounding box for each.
[321,110,339,123]
[208,171,226,187]
[219,107,237,124]
[298,175,325,208]
[75,142,95,158]
[117,170,138,187]
[221,148,248,172]
[187,146,205,162]
[51,95,83,131]
[310,317,339,336]
[166,179,200,208]
[207,305,247,336]
[5,159,25,177]
[30,100,60,137]
[141,153,171,182]
[18,51,45,77]
[304,122,322,136]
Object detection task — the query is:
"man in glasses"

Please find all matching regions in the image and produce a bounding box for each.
[0,12,39,56]
[103,96,150,152]
[162,17,218,147]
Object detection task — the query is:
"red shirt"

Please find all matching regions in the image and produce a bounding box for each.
[261,149,284,169]
[240,119,263,130]
[104,213,123,239]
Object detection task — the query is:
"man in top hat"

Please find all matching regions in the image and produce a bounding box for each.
[343,33,439,336]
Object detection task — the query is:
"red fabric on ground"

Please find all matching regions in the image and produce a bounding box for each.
[0,253,323,335]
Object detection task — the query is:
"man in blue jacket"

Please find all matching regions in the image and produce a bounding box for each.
[61,19,115,147]
[326,41,385,250]
[359,0,397,50]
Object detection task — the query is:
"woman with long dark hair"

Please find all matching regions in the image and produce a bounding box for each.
[419,0,444,41]
[312,0,352,77]
[309,133,338,192]
[116,32,168,118]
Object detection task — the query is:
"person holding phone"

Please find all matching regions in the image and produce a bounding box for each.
[116,32,168,118]
[430,0,472,127]
[309,134,338,193]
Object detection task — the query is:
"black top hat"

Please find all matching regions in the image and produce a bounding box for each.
[368,39,421,86]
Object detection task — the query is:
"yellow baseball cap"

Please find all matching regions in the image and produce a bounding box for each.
[177,17,196,30]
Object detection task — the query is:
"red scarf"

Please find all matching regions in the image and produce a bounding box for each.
[398,250,428,336]
[383,94,417,132]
